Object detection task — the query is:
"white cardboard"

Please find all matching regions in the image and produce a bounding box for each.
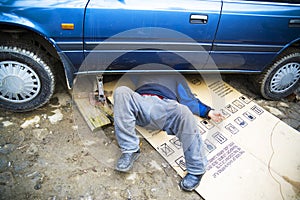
[105,75,300,200]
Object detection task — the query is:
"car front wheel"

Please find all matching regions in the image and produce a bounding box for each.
[0,42,55,112]
[255,48,300,100]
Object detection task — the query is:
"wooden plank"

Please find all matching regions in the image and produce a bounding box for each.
[74,94,111,132]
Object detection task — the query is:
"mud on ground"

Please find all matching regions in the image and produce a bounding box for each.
[0,75,299,200]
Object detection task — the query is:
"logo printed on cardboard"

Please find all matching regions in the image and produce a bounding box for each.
[204,139,216,153]
[234,117,248,128]
[243,111,256,121]
[159,143,175,157]
[212,132,227,144]
[220,109,231,118]
[175,156,187,171]
[251,105,264,115]
[225,104,238,114]
[169,137,182,149]
[232,99,245,109]
[191,78,202,85]
[239,96,252,104]
[201,120,215,130]
[225,123,239,134]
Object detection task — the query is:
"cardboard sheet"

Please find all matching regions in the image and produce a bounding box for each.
[104,75,300,200]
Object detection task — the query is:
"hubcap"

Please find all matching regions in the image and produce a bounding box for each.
[270,62,300,93]
[0,61,41,103]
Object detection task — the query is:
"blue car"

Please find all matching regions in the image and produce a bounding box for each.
[0,0,300,112]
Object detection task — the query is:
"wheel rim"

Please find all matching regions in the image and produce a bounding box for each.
[0,61,41,103]
[270,62,300,93]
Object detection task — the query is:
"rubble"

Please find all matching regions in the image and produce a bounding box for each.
[20,116,40,129]
[48,109,63,124]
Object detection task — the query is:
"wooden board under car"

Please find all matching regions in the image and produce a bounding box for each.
[72,75,112,132]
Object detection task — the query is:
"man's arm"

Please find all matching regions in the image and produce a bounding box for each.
[176,82,212,118]
[207,110,224,122]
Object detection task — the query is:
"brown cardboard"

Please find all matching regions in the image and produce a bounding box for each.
[105,75,300,200]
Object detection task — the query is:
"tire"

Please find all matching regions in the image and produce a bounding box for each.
[253,48,300,100]
[0,42,55,112]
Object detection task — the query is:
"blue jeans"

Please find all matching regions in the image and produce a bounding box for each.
[113,86,207,175]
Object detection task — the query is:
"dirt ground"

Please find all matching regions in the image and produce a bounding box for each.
[0,74,299,200]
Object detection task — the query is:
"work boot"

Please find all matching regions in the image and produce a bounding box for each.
[179,173,204,191]
[115,150,140,172]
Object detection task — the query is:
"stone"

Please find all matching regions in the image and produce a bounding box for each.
[34,182,42,190]
[0,155,8,171]
[14,160,30,172]
[0,144,16,155]
[32,128,49,141]
[21,116,40,129]
[278,102,289,108]
[48,109,63,124]
[2,121,13,127]
[0,171,14,186]
[26,143,39,155]
[72,125,78,131]
[126,172,138,181]
[265,106,286,118]
[161,163,169,168]
[149,160,162,171]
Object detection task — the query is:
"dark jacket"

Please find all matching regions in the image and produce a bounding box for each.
[130,74,211,118]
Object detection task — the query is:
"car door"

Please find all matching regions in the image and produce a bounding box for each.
[210,0,300,72]
[82,0,222,73]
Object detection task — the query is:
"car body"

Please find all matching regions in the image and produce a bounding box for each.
[0,0,300,112]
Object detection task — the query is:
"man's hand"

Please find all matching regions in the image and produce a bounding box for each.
[208,110,224,123]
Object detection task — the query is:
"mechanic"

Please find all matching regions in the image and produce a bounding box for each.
[113,72,223,191]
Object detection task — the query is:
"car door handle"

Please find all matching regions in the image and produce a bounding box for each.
[190,14,208,24]
[289,19,300,28]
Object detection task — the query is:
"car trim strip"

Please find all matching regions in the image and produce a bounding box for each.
[213,43,283,52]
[56,41,284,53]
[75,69,261,75]
[84,41,212,51]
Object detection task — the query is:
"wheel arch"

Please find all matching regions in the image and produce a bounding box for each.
[259,38,300,74]
[278,38,300,55]
[0,22,75,89]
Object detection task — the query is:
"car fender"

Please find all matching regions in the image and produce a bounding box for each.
[0,13,76,89]
[279,37,300,55]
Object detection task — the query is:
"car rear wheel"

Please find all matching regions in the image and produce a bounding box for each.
[254,48,300,100]
[0,42,55,112]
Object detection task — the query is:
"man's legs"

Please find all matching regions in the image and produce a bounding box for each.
[113,86,144,172]
[114,86,162,171]
[114,86,173,153]
[113,86,143,154]
[114,86,207,190]
[162,100,207,191]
